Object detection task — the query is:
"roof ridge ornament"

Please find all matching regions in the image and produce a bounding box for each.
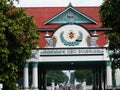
[68,2,73,7]
[45,31,50,37]
[93,31,98,37]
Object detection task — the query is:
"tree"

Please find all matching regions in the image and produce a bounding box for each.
[74,70,93,85]
[0,0,38,90]
[100,0,120,69]
[47,70,68,85]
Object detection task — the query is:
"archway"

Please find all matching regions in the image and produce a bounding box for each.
[23,24,112,90]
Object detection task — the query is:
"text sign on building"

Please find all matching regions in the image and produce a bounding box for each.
[40,48,104,56]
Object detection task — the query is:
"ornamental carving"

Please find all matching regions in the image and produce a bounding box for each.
[68,30,76,39]
[60,31,83,46]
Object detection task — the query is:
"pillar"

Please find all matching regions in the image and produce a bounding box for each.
[0,83,3,90]
[82,80,86,90]
[93,69,98,90]
[32,62,39,90]
[51,80,55,90]
[103,67,106,90]
[43,70,47,90]
[98,67,102,90]
[96,69,99,90]
[115,68,120,86]
[106,61,112,86]
[23,63,29,90]
[39,68,43,90]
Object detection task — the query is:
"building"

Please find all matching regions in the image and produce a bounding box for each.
[22,3,120,90]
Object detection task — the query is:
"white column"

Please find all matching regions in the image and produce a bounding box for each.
[0,83,3,90]
[82,80,86,90]
[115,68,120,86]
[51,80,55,90]
[23,63,29,89]
[56,84,59,90]
[106,61,112,86]
[32,62,38,89]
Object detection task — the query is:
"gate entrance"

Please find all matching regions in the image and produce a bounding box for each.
[38,61,105,90]
[23,24,112,90]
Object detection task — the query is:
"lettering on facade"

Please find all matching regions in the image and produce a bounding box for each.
[40,48,104,56]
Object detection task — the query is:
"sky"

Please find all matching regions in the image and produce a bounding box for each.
[14,0,103,7]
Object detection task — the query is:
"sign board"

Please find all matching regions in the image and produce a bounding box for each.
[40,48,104,56]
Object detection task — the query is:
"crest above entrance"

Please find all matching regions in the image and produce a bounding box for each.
[45,24,98,48]
[44,3,97,24]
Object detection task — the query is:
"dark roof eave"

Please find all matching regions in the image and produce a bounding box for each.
[36,28,112,32]
[87,28,112,31]
[36,28,56,32]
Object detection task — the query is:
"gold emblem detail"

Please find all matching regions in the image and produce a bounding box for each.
[68,30,75,39]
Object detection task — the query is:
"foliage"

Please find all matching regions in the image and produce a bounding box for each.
[74,70,93,85]
[0,0,38,90]
[100,0,120,69]
[46,70,68,85]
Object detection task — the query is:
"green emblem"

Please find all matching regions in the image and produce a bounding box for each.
[60,31,82,46]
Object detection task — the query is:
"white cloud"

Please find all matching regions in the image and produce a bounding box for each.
[14,0,103,7]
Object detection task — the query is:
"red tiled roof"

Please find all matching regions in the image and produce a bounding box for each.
[24,6,102,29]
[23,7,107,48]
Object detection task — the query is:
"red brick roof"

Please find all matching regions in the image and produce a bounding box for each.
[24,6,102,29]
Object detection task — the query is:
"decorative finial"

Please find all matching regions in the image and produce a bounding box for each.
[68,2,73,7]
[45,31,50,37]
[93,31,98,37]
